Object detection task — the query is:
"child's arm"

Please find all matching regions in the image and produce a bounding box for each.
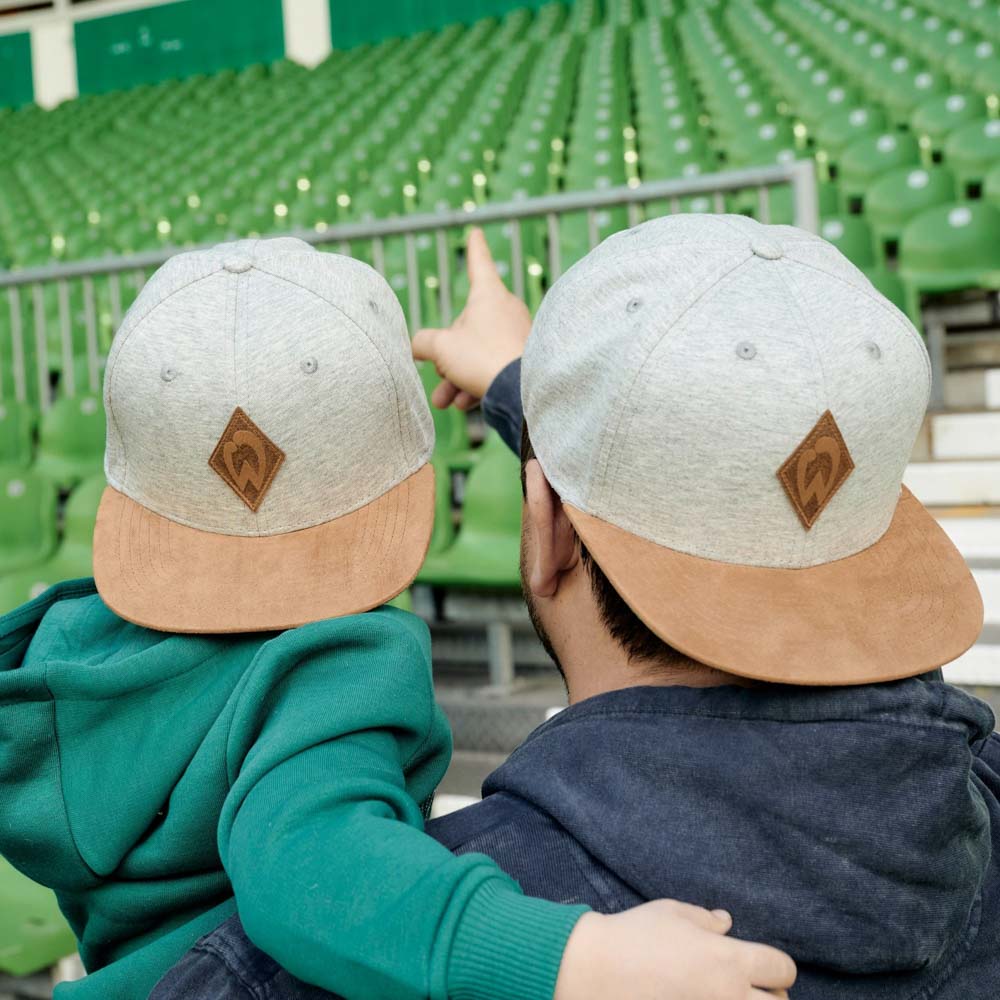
[219,609,795,1000]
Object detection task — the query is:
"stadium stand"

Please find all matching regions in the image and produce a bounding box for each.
[1,0,1000,619]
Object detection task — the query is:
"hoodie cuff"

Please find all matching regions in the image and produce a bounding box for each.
[447,877,589,1000]
[481,358,524,457]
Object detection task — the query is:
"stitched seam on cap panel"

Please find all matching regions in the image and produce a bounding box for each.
[249,262,409,472]
[599,251,755,515]
[771,261,831,565]
[106,268,222,496]
[787,253,933,399]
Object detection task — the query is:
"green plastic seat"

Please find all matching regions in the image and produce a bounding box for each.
[865,165,956,260]
[0,399,36,468]
[839,131,921,209]
[943,118,1000,195]
[34,394,106,489]
[820,216,876,269]
[864,265,907,313]
[0,857,76,976]
[0,468,57,574]
[6,475,106,606]
[899,201,1000,320]
[416,433,521,589]
[910,93,987,157]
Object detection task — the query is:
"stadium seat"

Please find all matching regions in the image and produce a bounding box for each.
[865,165,956,261]
[0,468,57,575]
[417,433,521,589]
[0,399,36,468]
[838,132,921,210]
[899,201,1000,321]
[34,394,106,489]
[820,216,876,269]
[943,118,1000,196]
[0,858,76,977]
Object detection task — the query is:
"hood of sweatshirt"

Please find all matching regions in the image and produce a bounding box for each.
[483,679,996,976]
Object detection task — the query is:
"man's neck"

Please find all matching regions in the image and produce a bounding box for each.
[565,650,747,705]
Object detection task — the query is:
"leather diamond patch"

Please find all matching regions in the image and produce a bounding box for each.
[777,410,854,530]
[209,407,285,512]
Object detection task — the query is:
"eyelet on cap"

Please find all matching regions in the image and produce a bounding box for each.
[865,341,882,360]
[736,341,757,360]
[160,365,178,382]
[301,356,319,375]
[626,298,643,313]
[223,256,252,274]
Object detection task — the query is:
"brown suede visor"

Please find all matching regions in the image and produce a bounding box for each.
[94,464,434,634]
[564,488,983,686]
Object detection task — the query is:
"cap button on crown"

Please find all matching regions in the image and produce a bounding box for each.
[223,256,253,274]
[750,239,783,260]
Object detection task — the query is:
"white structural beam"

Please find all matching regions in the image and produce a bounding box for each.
[30,17,77,108]
[282,0,331,67]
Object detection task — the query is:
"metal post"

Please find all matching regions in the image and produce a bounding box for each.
[404,233,422,331]
[82,277,101,393]
[435,228,452,325]
[8,287,27,404]
[546,212,562,281]
[31,284,51,411]
[790,158,820,233]
[372,236,386,276]
[757,185,771,225]
[486,621,515,690]
[510,220,525,300]
[925,313,948,412]
[586,209,599,249]
[57,279,75,398]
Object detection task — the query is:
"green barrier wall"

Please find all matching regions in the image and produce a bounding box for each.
[0,32,33,109]
[75,0,284,95]
[329,0,556,48]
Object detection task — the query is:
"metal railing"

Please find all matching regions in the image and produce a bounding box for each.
[0,161,818,411]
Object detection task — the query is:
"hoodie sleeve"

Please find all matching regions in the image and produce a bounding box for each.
[217,608,586,1000]
[481,359,524,457]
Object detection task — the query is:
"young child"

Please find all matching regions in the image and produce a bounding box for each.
[0,238,795,1000]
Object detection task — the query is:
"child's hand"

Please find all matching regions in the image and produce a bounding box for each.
[554,901,796,1000]
[412,227,531,408]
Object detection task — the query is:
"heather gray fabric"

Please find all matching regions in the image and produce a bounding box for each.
[522,214,931,569]
[103,238,434,537]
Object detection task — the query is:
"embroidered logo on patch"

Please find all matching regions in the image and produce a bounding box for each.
[209,407,285,511]
[777,410,854,530]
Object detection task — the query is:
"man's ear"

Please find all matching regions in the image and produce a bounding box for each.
[524,458,580,599]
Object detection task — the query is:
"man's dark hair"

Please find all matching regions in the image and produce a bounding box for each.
[520,424,687,666]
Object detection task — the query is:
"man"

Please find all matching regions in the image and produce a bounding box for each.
[158,213,998,998]
[412,217,999,998]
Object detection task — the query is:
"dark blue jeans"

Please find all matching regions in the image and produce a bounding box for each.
[150,916,334,999]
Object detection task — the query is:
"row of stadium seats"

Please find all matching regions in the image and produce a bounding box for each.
[5,0,1000,612]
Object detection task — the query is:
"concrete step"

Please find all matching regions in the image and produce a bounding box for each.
[930,411,1000,460]
[945,367,1000,410]
[904,460,1000,507]
[939,515,1000,561]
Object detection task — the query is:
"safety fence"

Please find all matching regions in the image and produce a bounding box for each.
[0,160,819,412]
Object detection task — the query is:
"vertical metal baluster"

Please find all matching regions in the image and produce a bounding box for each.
[627,201,641,228]
[58,280,75,399]
[8,288,27,404]
[510,220,525,301]
[713,191,725,214]
[32,284,51,411]
[338,240,351,257]
[586,209,599,249]
[404,233,422,331]
[546,212,562,282]
[435,229,452,326]
[757,185,771,224]
[669,196,681,214]
[83,277,101,394]
[109,272,123,329]
[133,269,146,295]
[372,237,386,276]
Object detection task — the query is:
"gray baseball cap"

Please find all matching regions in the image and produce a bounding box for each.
[522,213,983,685]
[94,238,434,633]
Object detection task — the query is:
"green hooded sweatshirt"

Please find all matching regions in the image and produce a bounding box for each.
[0,579,586,1000]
